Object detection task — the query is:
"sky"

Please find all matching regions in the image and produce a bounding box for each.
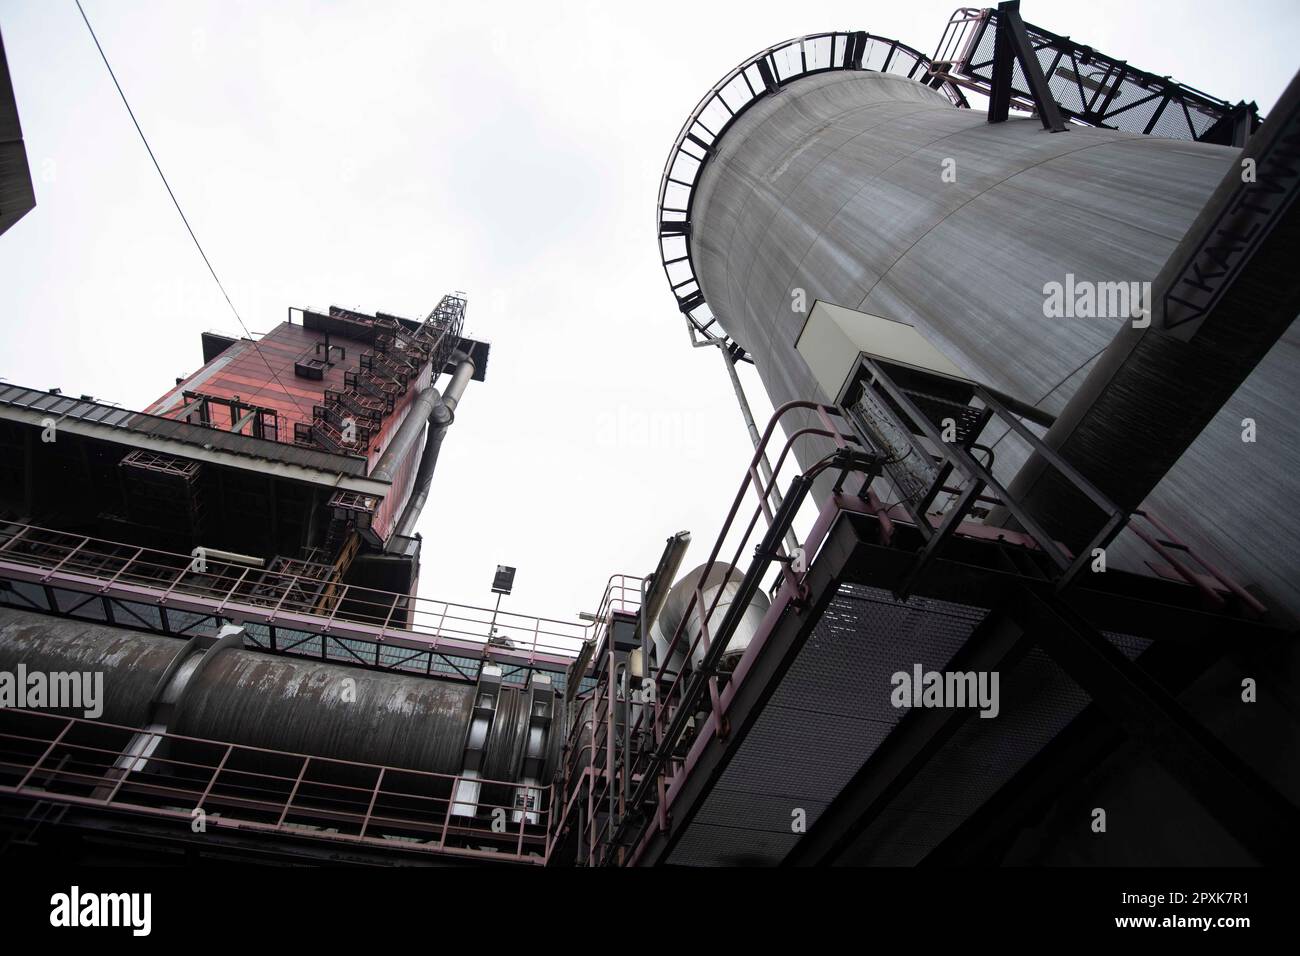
[1,0,1297,628]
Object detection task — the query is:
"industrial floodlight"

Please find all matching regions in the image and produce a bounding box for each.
[492,565,516,595]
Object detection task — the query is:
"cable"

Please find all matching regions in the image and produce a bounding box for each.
[74,0,311,421]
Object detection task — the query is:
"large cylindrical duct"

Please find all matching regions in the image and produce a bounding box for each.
[674,53,1298,614]
[0,608,560,782]
[390,351,476,542]
[0,612,176,726]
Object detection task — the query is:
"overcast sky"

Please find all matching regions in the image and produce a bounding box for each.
[1,0,1296,628]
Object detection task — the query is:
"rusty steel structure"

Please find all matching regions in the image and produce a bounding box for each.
[1,4,1297,867]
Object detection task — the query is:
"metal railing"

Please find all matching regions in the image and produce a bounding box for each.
[557,400,873,865]
[931,7,987,72]
[1130,510,1268,616]
[0,522,592,678]
[657,31,964,346]
[557,395,1267,865]
[0,708,550,863]
[583,573,645,652]
[927,5,1259,143]
[304,295,464,455]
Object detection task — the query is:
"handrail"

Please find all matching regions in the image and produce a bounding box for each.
[553,400,863,864]
[0,708,549,864]
[556,391,1268,865]
[0,521,593,665]
[656,31,964,344]
[633,401,850,708]
[1130,509,1267,616]
[927,5,1259,143]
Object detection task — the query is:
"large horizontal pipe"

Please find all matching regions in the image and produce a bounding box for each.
[652,560,772,672]
[0,607,558,781]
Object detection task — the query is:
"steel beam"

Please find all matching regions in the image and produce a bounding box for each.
[831,511,1284,644]
[990,2,1068,132]
[920,637,1225,865]
[1022,590,1300,863]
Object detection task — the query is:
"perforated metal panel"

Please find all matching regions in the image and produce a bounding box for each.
[838,633,1148,865]
[667,583,985,866]
[665,581,1150,867]
[964,15,1227,140]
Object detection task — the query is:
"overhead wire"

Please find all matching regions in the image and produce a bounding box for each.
[74,0,311,421]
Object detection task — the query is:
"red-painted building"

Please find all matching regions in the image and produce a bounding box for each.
[0,294,486,612]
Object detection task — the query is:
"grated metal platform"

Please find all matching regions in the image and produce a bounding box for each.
[665,582,1149,866]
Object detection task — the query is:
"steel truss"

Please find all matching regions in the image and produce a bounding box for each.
[930,2,1261,143]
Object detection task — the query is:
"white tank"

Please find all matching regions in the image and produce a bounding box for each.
[651,562,771,673]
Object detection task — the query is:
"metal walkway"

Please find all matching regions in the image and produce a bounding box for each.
[551,399,1294,867]
[0,708,550,864]
[0,521,623,693]
[928,3,1260,143]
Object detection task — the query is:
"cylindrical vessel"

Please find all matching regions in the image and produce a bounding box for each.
[0,608,560,781]
[653,562,771,672]
[681,65,1298,614]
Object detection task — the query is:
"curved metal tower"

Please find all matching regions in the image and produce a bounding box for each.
[657,27,1299,617]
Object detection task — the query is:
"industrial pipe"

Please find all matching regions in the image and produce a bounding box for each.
[720,345,800,555]
[390,351,476,542]
[0,607,560,781]
[652,561,772,672]
[369,384,444,485]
